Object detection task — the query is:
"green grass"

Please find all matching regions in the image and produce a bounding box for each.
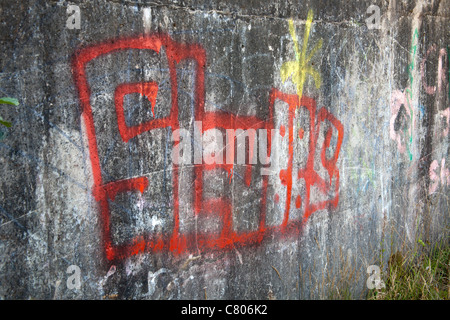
[367,242,449,300]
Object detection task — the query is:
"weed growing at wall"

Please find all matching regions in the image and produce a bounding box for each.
[0,97,18,139]
[367,240,449,300]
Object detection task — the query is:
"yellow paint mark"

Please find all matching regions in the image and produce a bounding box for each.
[281,9,322,100]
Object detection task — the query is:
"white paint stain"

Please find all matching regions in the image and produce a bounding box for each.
[143,7,152,33]
[234,247,243,265]
[150,215,163,230]
[148,268,168,296]
[98,265,116,291]
[125,254,146,276]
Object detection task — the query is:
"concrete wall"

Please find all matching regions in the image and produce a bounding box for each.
[0,0,448,299]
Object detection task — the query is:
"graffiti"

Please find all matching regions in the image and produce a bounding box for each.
[72,33,343,261]
[390,38,449,194]
[390,29,419,160]
[420,45,448,96]
[390,32,450,160]
[389,28,419,160]
[115,81,159,142]
[271,89,343,231]
[438,107,450,137]
[429,158,450,195]
[390,90,410,154]
[280,9,322,101]
[421,45,450,194]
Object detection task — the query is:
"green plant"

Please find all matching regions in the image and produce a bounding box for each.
[0,97,19,138]
[368,240,449,300]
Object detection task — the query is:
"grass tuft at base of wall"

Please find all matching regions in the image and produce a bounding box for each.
[367,242,449,300]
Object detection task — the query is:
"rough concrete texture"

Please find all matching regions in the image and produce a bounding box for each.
[0,0,449,299]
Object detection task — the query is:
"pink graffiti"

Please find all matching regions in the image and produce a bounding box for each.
[390,89,409,154]
[420,45,448,95]
[429,158,450,195]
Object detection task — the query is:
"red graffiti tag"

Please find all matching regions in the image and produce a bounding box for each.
[115,81,159,142]
[72,34,344,261]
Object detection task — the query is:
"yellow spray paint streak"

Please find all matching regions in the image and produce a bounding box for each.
[281,9,322,101]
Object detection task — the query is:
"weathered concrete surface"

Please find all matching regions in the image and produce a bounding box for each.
[0,0,449,299]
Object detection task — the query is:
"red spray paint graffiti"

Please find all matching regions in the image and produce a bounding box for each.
[72,34,344,261]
